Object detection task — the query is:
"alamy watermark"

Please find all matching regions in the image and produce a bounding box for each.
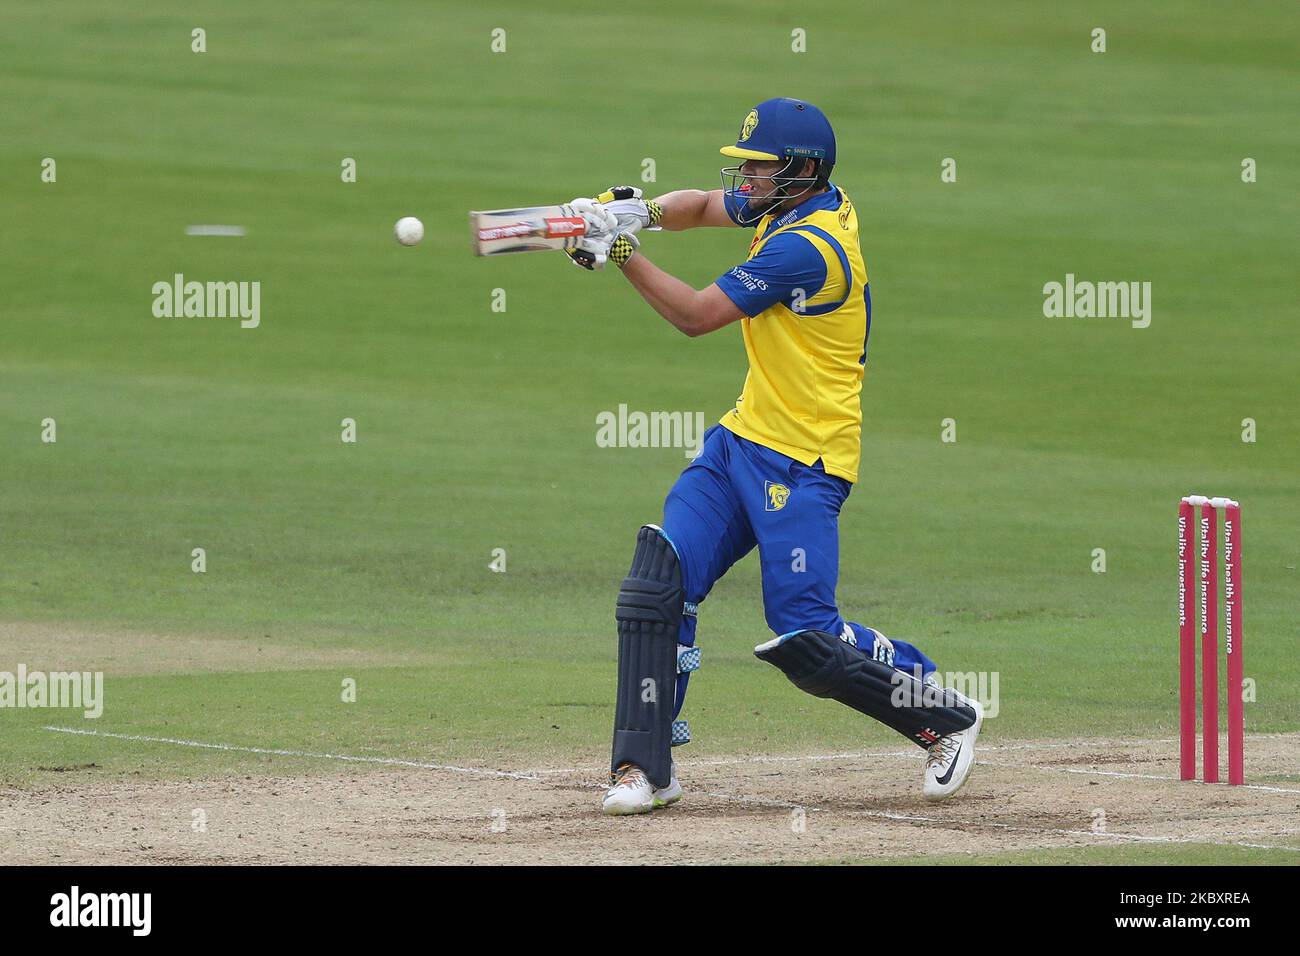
[0,665,103,718]
[596,404,706,459]
[1043,273,1151,329]
[50,886,150,936]
[891,666,1000,718]
[152,273,260,328]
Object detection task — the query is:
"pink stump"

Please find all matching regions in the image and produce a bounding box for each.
[1224,504,1244,786]
[1200,503,1219,783]
[1178,499,1196,781]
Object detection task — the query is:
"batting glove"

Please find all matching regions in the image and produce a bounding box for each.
[569,197,619,237]
[570,186,663,236]
[566,231,639,271]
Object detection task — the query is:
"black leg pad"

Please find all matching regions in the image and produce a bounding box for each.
[611,525,685,789]
[755,629,976,748]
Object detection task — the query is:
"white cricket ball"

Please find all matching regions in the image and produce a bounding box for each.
[394,216,424,246]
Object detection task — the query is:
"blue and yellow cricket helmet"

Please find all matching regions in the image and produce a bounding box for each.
[720,97,836,167]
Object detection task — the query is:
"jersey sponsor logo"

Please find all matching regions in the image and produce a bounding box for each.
[838,200,852,229]
[764,481,790,511]
[730,266,768,292]
[772,208,802,229]
[739,109,759,142]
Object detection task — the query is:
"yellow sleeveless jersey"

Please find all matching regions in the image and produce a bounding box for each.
[713,186,871,483]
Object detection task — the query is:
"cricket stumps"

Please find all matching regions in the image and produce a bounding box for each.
[1178,495,1244,785]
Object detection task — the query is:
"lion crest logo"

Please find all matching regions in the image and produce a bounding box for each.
[764,481,790,511]
[739,109,759,142]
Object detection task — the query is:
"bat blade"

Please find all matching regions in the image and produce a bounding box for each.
[469,205,588,256]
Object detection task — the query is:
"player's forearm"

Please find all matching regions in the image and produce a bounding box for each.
[620,254,712,336]
[651,189,714,231]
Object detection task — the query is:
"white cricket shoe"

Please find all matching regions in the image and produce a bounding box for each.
[601,762,682,815]
[922,689,983,801]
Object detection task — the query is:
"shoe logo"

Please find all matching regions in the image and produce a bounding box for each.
[935,742,962,785]
[764,481,790,511]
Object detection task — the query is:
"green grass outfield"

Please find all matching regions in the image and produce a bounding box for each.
[1,1,1297,860]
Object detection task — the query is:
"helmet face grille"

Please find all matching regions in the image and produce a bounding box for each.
[719,156,826,226]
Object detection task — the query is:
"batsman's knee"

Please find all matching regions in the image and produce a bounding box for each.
[763,605,842,641]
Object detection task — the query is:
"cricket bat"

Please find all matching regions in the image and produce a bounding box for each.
[469,204,589,257]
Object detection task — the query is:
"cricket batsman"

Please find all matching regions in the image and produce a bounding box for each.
[567,98,983,815]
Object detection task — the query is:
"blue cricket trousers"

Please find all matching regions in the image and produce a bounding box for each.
[660,424,935,716]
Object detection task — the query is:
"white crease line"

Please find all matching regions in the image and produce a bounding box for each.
[689,750,916,767]
[979,759,1300,794]
[532,751,917,774]
[184,224,246,236]
[528,737,1254,774]
[42,726,539,781]
[531,743,1063,775]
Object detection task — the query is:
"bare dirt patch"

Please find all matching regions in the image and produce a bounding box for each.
[2,734,1298,864]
